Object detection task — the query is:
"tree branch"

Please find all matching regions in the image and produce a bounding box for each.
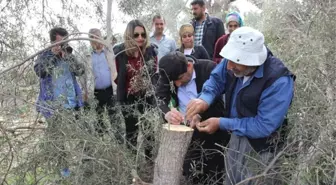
[0,37,109,76]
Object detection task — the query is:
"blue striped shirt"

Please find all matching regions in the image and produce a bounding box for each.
[91,50,112,89]
[178,71,197,115]
[150,34,177,61]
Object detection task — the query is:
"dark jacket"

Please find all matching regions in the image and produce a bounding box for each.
[113,43,158,103]
[191,14,225,59]
[156,58,230,138]
[177,45,210,60]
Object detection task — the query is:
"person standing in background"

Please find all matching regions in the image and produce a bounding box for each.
[88,28,120,139]
[190,0,225,59]
[113,20,158,159]
[34,27,85,177]
[150,14,177,62]
[177,23,210,60]
[213,12,244,64]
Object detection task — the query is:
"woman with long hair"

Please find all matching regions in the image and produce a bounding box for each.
[177,23,210,59]
[113,19,158,158]
[213,12,244,64]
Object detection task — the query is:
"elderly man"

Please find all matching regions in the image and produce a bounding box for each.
[88,28,120,140]
[156,52,230,184]
[186,27,295,184]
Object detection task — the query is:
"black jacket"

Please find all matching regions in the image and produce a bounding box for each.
[113,43,158,103]
[156,59,225,121]
[156,58,230,149]
[177,45,210,60]
[191,14,225,59]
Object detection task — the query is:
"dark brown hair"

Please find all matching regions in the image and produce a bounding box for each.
[190,0,205,6]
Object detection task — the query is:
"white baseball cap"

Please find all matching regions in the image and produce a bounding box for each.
[220,27,267,66]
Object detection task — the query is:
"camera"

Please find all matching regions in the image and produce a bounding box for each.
[61,43,73,54]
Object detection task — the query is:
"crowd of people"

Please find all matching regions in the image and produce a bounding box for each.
[33,0,295,184]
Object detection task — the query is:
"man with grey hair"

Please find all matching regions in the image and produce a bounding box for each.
[88,28,117,138]
[186,27,295,184]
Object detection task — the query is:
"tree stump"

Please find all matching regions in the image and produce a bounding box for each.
[152,124,194,185]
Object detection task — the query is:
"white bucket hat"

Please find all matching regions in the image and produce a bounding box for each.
[219,27,267,66]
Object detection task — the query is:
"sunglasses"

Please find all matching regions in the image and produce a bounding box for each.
[134,33,146,38]
[182,34,193,38]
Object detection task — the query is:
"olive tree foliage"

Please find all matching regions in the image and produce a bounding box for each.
[0,0,157,184]
[244,0,336,184]
[1,0,335,184]
[205,0,237,20]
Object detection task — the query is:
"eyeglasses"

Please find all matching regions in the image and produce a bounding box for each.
[182,34,193,38]
[134,33,146,38]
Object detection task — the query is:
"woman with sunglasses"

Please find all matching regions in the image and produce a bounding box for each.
[177,24,210,60]
[213,12,244,64]
[113,19,158,159]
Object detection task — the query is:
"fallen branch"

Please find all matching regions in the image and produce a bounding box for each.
[4,126,46,134]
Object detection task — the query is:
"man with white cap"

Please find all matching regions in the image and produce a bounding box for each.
[185,27,295,184]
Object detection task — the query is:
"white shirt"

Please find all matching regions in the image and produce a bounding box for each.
[184,48,193,55]
[243,76,251,84]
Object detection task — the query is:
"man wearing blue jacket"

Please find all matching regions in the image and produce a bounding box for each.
[186,27,295,184]
[34,27,85,177]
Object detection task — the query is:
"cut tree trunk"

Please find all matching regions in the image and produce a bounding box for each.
[152,124,194,185]
[133,124,194,185]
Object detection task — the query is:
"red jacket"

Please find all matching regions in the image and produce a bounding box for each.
[213,34,230,64]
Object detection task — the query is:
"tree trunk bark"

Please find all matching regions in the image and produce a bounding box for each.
[106,0,113,37]
[152,124,194,185]
[105,0,117,94]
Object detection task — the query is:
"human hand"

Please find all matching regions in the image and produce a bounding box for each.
[186,99,209,121]
[196,118,220,134]
[189,114,202,128]
[51,45,62,56]
[164,108,184,125]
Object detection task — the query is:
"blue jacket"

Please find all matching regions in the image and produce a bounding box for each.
[199,54,294,139]
[34,50,84,118]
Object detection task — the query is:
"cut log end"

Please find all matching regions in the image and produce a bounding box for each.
[162,124,194,132]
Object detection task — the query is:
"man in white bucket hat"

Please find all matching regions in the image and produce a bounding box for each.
[185,27,296,184]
